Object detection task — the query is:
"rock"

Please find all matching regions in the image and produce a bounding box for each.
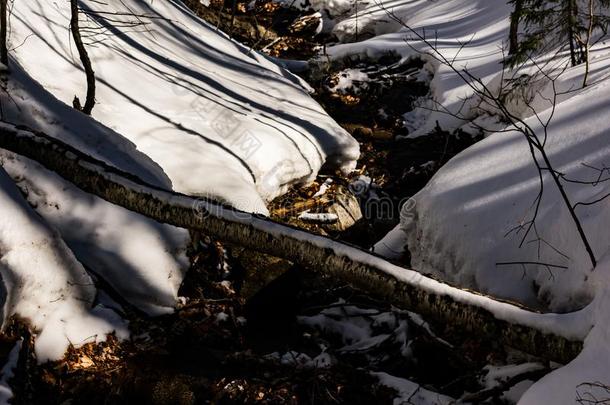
[288,12,322,37]
[324,186,363,232]
[235,248,293,300]
[372,129,394,141]
[349,125,394,141]
[352,125,373,138]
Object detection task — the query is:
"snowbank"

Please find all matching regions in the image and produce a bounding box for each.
[0,167,128,361]
[312,0,513,137]
[0,57,191,357]
[0,64,190,361]
[372,372,454,405]
[10,0,359,214]
[395,71,610,311]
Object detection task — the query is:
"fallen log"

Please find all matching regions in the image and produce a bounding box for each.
[0,121,591,363]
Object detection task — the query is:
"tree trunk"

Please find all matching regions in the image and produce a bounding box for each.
[566,0,583,66]
[0,122,590,364]
[509,0,523,55]
[0,0,7,66]
[583,0,594,87]
[70,0,96,115]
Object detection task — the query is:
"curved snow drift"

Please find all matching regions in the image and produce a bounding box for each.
[10,0,359,214]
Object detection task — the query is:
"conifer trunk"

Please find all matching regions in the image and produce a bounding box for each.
[509,0,523,55]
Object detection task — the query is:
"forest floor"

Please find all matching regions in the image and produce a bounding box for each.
[1,2,551,404]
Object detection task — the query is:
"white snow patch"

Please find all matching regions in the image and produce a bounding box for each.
[0,167,128,361]
[10,0,359,214]
[298,211,339,223]
[372,372,454,405]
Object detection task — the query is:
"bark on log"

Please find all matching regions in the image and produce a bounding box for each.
[0,122,589,364]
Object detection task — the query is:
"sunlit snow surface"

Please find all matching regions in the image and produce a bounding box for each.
[10,0,359,213]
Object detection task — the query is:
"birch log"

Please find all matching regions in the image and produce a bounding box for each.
[0,122,588,364]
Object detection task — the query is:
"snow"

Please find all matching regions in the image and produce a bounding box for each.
[0,150,190,316]
[312,178,333,197]
[299,302,410,354]
[0,0,360,361]
[395,55,610,311]
[1,0,609,400]
[273,0,364,33]
[0,166,128,361]
[0,339,22,404]
[327,68,370,94]
[371,372,454,405]
[298,211,339,223]
[478,363,546,403]
[313,0,515,137]
[519,254,610,404]
[0,60,188,358]
[482,363,546,390]
[10,0,359,214]
[266,351,334,368]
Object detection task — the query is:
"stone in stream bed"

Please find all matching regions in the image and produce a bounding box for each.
[235,247,294,301]
[350,124,395,141]
[323,186,363,232]
[289,12,323,37]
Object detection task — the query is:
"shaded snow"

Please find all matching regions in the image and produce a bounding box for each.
[0,167,128,361]
[372,372,454,405]
[0,150,189,316]
[0,339,21,403]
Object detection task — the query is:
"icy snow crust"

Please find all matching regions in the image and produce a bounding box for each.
[0,0,358,361]
[314,0,610,401]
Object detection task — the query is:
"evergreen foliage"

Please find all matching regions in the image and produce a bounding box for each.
[508,0,610,67]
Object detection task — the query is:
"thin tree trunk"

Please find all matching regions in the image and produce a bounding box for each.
[509,0,523,55]
[70,0,95,115]
[567,0,579,66]
[0,0,7,66]
[583,0,594,87]
[0,121,589,364]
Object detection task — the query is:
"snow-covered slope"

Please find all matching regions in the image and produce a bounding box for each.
[302,0,512,137]
[389,61,610,403]
[10,0,359,214]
